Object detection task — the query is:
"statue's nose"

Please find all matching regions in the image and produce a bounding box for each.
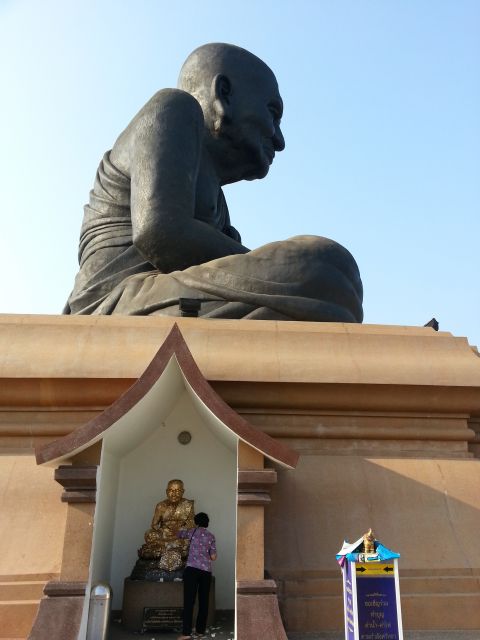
[273,126,285,152]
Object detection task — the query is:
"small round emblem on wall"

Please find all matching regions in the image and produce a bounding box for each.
[178,430,192,445]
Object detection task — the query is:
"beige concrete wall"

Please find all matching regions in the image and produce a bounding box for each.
[266,455,480,630]
[1,314,479,389]
[0,455,66,638]
[237,443,265,581]
[1,315,480,635]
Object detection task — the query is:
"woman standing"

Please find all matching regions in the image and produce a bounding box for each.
[177,512,217,640]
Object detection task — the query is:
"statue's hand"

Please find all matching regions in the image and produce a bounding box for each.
[145,529,158,543]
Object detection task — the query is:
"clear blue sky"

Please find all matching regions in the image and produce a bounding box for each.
[1,0,479,345]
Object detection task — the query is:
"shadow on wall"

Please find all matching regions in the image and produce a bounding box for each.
[265,455,480,631]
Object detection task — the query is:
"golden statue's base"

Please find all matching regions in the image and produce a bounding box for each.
[122,577,215,632]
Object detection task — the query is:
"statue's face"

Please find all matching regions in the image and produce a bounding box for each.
[226,67,285,182]
[166,481,184,504]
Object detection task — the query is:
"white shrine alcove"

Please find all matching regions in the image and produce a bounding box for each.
[35,324,298,640]
[90,354,237,613]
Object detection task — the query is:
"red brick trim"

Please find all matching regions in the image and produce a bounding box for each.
[54,465,97,503]
[237,579,278,594]
[43,581,87,597]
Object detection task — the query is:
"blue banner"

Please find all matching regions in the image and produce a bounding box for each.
[356,570,400,640]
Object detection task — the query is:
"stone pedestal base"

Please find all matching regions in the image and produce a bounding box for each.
[122,577,215,632]
[28,581,86,640]
[237,580,287,640]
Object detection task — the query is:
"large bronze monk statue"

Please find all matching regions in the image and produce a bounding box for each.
[64,43,363,322]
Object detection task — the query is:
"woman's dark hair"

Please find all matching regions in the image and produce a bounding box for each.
[194,512,209,528]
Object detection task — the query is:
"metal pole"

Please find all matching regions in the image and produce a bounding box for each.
[86,582,112,640]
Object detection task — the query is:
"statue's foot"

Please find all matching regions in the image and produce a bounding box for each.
[130,558,184,582]
[138,544,164,559]
[159,549,183,571]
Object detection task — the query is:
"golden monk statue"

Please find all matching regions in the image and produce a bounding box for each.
[138,479,195,572]
[362,528,376,555]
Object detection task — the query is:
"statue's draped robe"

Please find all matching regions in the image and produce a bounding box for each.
[65,152,363,322]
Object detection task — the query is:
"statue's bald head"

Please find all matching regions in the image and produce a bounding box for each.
[178,43,284,183]
[178,43,277,107]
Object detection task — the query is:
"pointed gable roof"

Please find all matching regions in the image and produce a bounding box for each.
[36,324,298,469]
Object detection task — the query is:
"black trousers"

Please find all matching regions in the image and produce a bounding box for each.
[182,566,212,635]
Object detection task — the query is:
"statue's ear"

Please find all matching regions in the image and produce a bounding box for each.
[211,74,232,130]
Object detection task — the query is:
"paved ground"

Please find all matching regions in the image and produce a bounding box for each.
[109,613,479,640]
[287,633,480,640]
[109,623,233,639]
[108,610,234,639]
